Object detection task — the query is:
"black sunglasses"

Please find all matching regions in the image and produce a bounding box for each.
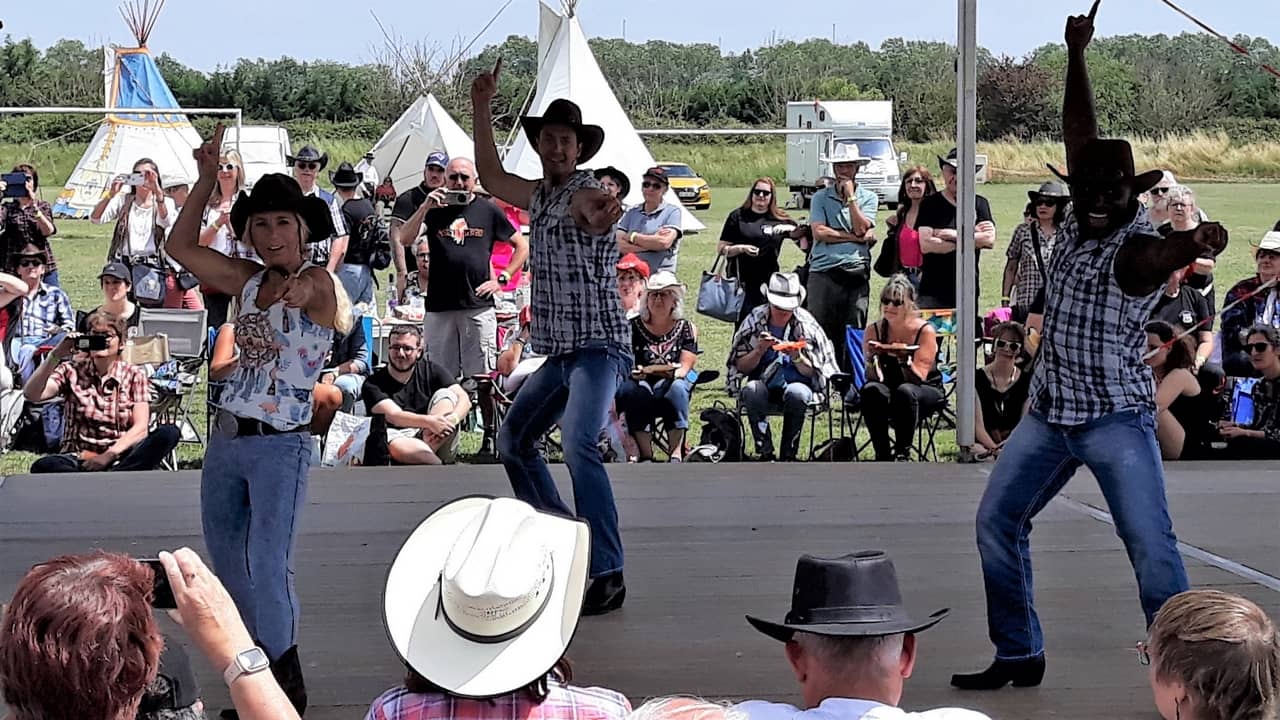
[294,162,319,170]
[1150,187,1170,196]
[448,173,471,182]
[17,258,43,267]
[751,188,773,198]
[1034,198,1058,207]
[218,163,238,172]
[880,298,904,307]
[642,181,664,190]
[995,338,1023,352]
[1248,342,1274,354]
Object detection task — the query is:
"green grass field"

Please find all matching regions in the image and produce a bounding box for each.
[1,181,1275,475]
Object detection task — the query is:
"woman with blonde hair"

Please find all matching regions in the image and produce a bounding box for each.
[1141,589,1280,720]
[717,177,797,325]
[860,273,944,461]
[199,149,257,328]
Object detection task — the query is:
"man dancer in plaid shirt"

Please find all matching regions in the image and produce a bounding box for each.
[472,61,632,616]
[952,1,1227,691]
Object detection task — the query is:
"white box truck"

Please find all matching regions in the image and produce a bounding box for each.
[786,100,904,209]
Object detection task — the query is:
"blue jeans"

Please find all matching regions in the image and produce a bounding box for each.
[498,345,630,577]
[201,430,312,660]
[976,409,1189,660]
[740,379,815,459]
[337,263,374,309]
[333,373,364,413]
[44,269,60,288]
[615,377,692,432]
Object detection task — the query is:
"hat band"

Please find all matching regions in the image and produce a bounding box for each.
[434,564,555,645]
[770,289,801,299]
[786,604,908,625]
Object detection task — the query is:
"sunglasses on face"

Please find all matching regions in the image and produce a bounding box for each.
[447,173,471,182]
[751,188,773,198]
[1034,199,1058,207]
[1150,188,1170,196]
[642,181,664,190]
[905,177,927,186]
[995,338,1022,352]
[1248,342,1274,354]
[294,162,319,171]
[218,163,238,172]
[17,258,43,268]
[881,298,904,307]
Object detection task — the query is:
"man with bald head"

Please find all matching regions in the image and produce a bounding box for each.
[420,156,528,378]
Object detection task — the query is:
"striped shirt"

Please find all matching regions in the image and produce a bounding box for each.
[1030,207,1162,425]
[363,683,632,720]
[527,171,630,358]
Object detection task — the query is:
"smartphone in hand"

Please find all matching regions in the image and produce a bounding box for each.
[139,558,177,609]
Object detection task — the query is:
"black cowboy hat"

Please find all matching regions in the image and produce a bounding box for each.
[746,551,949,641]
[230,173,336,242]
[1047,139,1163,195]
[593,166,631,197]
[286,144,329,170]
[521,99,605,166]
[329,162,364,189]
[1028,181,1070,203]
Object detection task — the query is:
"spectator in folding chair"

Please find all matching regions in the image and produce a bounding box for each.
[76,262,141,338]
[1144,321,1208,461]
[860,274,945,462]
[310,310,371,435]
[1213,324,1280,460]
[362,325,471,465]
[616,271,700,463]
[728,272,839,462]
[1219,231,1279,378]
[973,321,1031,460]
[23,310,180,473]
[616,252,649,319]
[10,244,73,383]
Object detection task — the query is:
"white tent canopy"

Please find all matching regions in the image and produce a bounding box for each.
[368,94,474,193]
[503,1,705,232]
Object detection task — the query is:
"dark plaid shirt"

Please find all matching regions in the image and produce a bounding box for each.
[1030,207,1163,425]
[526,171,629,357]
[0,200,58,273]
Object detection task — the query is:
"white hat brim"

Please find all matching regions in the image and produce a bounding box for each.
[382,496,591,698]
[820,156,871,165]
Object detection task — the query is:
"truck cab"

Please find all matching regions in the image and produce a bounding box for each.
[786,100,904,209]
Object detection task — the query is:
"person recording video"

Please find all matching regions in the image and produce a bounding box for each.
[0,164,58,284]
[23,309,180,473]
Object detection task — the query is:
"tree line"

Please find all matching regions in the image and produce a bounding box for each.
[0,30,1278,145]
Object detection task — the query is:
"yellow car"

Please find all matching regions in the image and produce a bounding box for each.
[657,162,711,210]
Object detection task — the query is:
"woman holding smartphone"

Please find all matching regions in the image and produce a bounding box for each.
[860,273,944,461]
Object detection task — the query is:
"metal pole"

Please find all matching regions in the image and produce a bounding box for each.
[955,0,978,458]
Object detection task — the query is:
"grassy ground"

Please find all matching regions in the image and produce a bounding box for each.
[2,181,1275,474]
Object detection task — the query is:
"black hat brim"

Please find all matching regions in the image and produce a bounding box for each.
[594,168,631,198]
[522,117,605,167]
[1047,164,1164,196]
[1027,190,1070,203]
[286,153,329,170]
[231,193,336,244]
[745,608,949,642]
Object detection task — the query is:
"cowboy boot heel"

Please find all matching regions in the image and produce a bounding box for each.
[950,655,1045,690]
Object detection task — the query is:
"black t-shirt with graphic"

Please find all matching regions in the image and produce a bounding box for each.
[915,192,994,308]
[362,357,457,424]
[1152,287,1213,333]
[421,198,515,313]
[340,197,378,266]
[391,183,432,275]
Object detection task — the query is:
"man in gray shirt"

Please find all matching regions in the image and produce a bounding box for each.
[616,166,683,274]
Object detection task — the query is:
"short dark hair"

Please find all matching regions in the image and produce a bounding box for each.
[1246,324,1280,350]
[0,551,162,720]
[12,164,38,191]
[388,325,423,344]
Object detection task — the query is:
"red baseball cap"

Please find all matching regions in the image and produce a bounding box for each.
[616,253,651,278]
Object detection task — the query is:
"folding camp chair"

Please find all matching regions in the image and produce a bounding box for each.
[137,308,208,470]
[824,327,872,460]
[648,369,721,461]
[914,309,960,461]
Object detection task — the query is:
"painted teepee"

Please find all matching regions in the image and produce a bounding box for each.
[53,0,201,218]
[503,0,704,232]
[367,94,474,192]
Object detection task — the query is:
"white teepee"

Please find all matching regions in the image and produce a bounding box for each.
[53,1,201,218]
[368,94,474,193]
[503,1,704,232]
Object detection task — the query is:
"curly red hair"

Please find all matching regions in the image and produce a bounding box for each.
[0,551,163,720]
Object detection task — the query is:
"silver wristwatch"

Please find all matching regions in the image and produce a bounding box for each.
[223,647,270,687]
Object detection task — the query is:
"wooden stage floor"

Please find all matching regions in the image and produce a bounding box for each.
[2,460,1277,720]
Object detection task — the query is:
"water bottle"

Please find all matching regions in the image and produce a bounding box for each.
[386,295,398,320]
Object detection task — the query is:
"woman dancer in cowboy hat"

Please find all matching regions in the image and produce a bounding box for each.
[169,124,352,716]
[952,0,1226,691]
[472,60,632,616]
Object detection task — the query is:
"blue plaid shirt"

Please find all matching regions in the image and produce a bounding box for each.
[526,171,630,358]
[1030,207,1162,425]
[18,283,74,340]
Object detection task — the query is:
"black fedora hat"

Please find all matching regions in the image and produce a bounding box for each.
[230,173,336,243]
[521,99,605,166]
[286,144,329,170]
[593,166,631,198]
[746,552,949,641]
[1047,139,1163,195]
[329,162,364,189]
[1028,181,1070,203]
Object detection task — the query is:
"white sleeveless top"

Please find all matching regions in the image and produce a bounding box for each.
[219,268,333,430]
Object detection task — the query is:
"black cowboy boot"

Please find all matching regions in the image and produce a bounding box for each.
[581,572,626,616]
[219,646,307,719]
[950,655,1045,690]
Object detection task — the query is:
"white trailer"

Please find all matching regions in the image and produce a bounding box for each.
[220,125,291,189]
[786,100,904,209]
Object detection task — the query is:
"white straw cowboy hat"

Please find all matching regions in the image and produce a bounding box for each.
[762,272,806,311]
[819,144,872,166]
[646,271,685,294]
[382,496,590,698]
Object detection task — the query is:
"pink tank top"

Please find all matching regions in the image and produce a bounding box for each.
[898,224,923,269]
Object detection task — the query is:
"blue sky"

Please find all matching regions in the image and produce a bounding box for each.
[5,0,1277,71]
